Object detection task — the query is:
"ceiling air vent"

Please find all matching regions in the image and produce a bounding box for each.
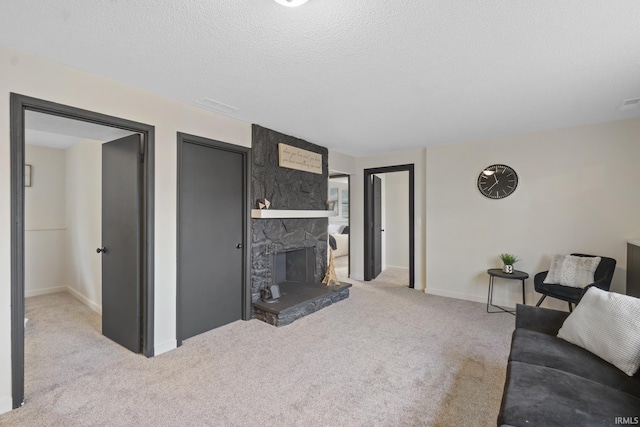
[195,97,239,114]
[618,97,640,111]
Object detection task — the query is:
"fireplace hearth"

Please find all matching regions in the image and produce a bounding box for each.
[253,246,351,326]
[253,281,351,327]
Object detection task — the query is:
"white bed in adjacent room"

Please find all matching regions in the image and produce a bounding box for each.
[329,224,349,258]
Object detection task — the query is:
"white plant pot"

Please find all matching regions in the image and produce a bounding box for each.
[502,264,513,274]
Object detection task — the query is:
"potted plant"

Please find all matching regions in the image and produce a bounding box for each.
[499,253,520,274]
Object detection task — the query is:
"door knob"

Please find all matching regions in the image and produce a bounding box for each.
[96,247,107,254]
[236,244,243,249]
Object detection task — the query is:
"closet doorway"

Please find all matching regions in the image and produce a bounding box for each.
[10,94,155,408]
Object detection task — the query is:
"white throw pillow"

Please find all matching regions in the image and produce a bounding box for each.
[543,255,565,284]
[557,287,640,376]
[543,255,601,288]
[559,255,601,288]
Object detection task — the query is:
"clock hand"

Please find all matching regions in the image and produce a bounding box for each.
[487,181,498,192]
[494,174,499,183]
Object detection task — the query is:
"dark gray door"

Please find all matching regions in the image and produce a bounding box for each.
[101,134,143,353]
[178,141,244,341]
[372,175,382,279]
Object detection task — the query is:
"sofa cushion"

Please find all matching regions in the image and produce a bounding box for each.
[558,287,640,376]
[509,329,640,397]
[498,361,640,427]
[515,304,569,335]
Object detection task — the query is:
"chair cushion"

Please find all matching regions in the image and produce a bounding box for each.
[558,287,640,376]
[535,280,583,303]
[509,329,640,397]
[498,361,640,427]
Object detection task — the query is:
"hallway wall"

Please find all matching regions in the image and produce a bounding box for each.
[24,145,67,296]
[65,140,102,313]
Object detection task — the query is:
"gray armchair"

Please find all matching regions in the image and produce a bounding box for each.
[534,253,616,311]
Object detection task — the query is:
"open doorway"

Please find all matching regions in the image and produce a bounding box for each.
[364,164,415,288]
[328,173,350,281]
[10,94,155,408]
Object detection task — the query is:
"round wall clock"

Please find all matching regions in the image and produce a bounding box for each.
[477,164,518,199]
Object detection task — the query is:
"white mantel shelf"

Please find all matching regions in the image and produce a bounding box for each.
[251,209,337,219]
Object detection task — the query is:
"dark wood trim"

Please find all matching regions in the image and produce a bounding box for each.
[10,93,156,408]
[176,133,252,347]
[10,94,25,409]
[363,164,415,288]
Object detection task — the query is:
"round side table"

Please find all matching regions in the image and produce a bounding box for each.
[486,268,529,314]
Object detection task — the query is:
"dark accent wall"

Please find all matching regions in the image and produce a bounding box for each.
[251,125,328,304]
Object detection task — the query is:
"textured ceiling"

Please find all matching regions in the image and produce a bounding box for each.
[2,1,640,156]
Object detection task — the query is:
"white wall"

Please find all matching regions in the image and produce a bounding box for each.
[328,150,357,175]
[65,140,102,313]
[24,145,67,297]
[426,118,640,310]
[383,171,409,269]
[0,45,251,411]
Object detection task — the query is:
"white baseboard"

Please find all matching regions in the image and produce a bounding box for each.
[425,287,516,309]
[385,265,409,271]
[155,340,177,356]
[0,395,13,415]
[25,286,66,298]
[66,287,102,315]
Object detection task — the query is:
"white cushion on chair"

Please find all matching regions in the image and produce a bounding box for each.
[543,254,601,288]
[543,254,565,284]
[557,287,640,376]
[559,255,601,288]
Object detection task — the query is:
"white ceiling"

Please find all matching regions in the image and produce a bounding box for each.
[25,111,136,149]
[2,1,640,156]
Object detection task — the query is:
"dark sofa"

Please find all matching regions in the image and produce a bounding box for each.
[498,304,640,426]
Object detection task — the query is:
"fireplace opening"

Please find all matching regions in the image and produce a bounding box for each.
[274,247,316,286]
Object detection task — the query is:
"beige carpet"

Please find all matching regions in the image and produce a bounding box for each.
[0,276,515,427]
[334,255,409,287]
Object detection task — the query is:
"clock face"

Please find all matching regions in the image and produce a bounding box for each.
[477,164,518,199]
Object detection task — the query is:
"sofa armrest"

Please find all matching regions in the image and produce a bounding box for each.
[515,304,570,335]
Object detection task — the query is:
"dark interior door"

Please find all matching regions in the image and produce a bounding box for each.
[179,141,244,341]
[372,175,383,279]
[101,134,142,353]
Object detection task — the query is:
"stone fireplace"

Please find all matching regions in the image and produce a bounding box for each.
[251,125,350,326]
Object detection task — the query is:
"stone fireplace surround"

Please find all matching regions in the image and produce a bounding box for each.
[251,125,350,326]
